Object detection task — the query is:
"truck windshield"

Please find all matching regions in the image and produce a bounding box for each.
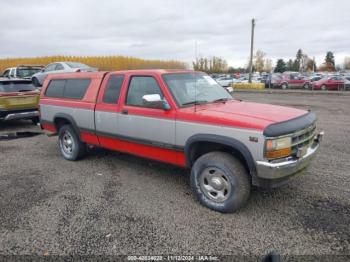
[162,73,232,107]
[0,81,36,92]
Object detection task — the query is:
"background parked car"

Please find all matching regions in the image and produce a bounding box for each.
[0,78,40,124]
[237,76,261,84]
[309,75,323,82]
[312,76,346,90]
[271,72,311,89]
[216,76,237,87]
[260,74,271,87]
[31,62,97,87]
[344,78,350,91]
[1,65,43,79]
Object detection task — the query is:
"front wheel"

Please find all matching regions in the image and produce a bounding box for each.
[321,85,327,91]
[190,152,251,213]
[58,125,86,161]
[32,77,41,87]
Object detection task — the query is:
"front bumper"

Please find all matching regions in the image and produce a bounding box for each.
[255,131,323,182]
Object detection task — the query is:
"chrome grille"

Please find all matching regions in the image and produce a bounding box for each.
[291,123,316,155]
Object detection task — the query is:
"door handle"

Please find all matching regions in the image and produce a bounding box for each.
[121,109,128,115]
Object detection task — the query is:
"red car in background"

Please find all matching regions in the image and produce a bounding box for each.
[271,72,311,89]
[312,76,346,90]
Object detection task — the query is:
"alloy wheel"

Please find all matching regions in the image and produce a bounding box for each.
[199,167,232,203]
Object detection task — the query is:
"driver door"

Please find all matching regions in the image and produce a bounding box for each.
[117,74,177,164]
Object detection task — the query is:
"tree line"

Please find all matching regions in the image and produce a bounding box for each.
[192,51,272,74]
[194,50,348,74]
[274,49,335,73]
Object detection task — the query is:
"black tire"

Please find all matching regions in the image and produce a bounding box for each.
[31,117,40,125]
[58,125,86,161]
[32,77,41,87]
[281,83,288,89]
[303,83,310,89]
[190,151,251,213]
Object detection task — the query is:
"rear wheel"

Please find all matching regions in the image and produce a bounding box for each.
[281,83,288,89]
[303,83,311,89]
[58,125,86,161]
[190,152,251,213]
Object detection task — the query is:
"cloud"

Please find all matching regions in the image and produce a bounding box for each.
[0,0,349,67]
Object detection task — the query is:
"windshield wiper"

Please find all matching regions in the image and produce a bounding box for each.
[182,100,208,106]
[212,98,231,103]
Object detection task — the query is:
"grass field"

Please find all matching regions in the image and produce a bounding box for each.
[0,55,187,72]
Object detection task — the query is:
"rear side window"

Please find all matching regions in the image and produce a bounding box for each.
[64,79,91,99]
[103,75,124,104]
[45,79,90,99]
[45,79,65,97]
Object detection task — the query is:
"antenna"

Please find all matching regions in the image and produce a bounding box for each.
[194,40,198,112]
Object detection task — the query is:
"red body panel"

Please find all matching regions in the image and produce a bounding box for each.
[80,132,100,146]
[176,100,306,130]
[40,98,95,110]
[42,123,56,133]
[96,135,186,167]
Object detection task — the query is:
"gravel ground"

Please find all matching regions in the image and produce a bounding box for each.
[0,92,349,260]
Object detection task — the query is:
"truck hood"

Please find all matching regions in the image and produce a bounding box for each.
[179,100,307,131]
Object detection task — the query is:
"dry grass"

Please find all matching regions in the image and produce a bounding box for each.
[0,55,187,72]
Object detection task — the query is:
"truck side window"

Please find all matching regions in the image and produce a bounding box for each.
[45,79,66,98]
[126,76,163,107]
[103,75,124,104]
[45,79,90,99]
[64,79,91,99]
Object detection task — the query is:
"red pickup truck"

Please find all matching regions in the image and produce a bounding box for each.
[39,70,323,213]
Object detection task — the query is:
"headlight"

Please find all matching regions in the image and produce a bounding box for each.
[265,137,292,159]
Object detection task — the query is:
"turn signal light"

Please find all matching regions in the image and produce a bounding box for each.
[265,148,292,159]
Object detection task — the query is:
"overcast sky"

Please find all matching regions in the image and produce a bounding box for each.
[0,0,349,67]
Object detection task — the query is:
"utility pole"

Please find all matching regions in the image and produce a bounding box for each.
[313,56,316,72]
[248,18,255,83]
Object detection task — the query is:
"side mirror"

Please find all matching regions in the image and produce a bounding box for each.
[142,94,170,110]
